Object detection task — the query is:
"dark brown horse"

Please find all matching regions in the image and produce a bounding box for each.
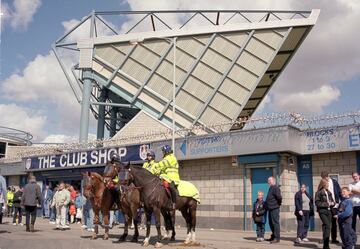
[82,172,119,240]
[103,163,198,247]
[103,162,142,243]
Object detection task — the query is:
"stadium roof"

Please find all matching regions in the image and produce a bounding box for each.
[54,10,320,139]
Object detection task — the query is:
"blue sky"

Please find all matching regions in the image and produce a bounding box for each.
[0,0,359,142]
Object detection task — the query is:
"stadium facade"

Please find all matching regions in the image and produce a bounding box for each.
[3,9,360,231]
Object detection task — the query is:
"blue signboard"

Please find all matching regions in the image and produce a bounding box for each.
[24,144,150,171]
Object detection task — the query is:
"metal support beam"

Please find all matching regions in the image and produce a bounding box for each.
[158,33,217,119]
[90,101,133,108]
[191,30,255,126]
[131,39,175,103]
[96,89,107,140]
[79,70,93,142]
[109,107,118,137]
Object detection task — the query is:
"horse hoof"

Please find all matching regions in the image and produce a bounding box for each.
[142,241,149,247]
[170,237,175,241]
[154,242,163,248]
[184,239,191,244]
[131,237,138,243]
[119,235,126,242]
[91,235,97,240]
[103,235,109,240]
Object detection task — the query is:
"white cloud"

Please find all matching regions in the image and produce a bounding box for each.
[0,104,46,140]
[274,85,341,113]
[1,0,41,31]
[42,134,77,144]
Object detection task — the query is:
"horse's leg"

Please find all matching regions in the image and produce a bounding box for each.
[92,209,99,240]
[180,207,191,244]
[160,209,170,240]
[142,210,152,247]
[102,209,110,240]
[170,209,176,241]
[131,205,139,242]
[190,201,197,244]
[119,213,129,242]
[153,207,163,248]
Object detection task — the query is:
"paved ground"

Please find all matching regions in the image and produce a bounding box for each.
[0,217,357,249]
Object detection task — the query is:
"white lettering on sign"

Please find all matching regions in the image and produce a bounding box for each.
[349,126,360,149]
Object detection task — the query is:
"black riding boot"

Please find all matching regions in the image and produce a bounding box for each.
[169,182,177,209]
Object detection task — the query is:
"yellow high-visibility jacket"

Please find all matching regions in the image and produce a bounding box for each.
[7,191,14,206]
[156,153,180,184]
[143,160,159,175]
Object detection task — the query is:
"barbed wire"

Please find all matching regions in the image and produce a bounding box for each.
[1,111,359,163]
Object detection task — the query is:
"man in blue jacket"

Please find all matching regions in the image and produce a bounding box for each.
[41,185,53,218]
[335,187,357,249]
[321,171,342,244]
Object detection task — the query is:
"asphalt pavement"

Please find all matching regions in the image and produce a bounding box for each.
[0,217,355,249]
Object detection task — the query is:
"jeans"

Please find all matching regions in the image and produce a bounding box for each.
[25,205,37,228]
[84,208,93,229]
[296,210,310,239]
[42,200,50,217]
[319,209,332,249]
[109,210,114,228]
[13,207,23,224]
[56,206,67,227]
[330,207,337,241]
[0,203,4,223]
[268,208,280,240]
[255,222,265,238]
[50,206,56,221]
[352,206,360,231]
[339,219,357,249]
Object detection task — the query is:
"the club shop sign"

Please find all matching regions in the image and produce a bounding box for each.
[24,144,149,171]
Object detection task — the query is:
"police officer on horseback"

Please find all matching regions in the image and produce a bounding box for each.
[107,152,121,206]
[156,145,180,210]
[143,150,158,175]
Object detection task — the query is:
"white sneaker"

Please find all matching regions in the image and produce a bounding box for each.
[62,225,70,229]
[81,225,87,228]
[302,238,309,242]
[49,221,56,224]
[87,228,94,232]
[19,223,24,226]
[13,223,17,226]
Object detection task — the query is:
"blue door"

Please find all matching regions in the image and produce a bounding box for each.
[297,155,315,230]
[251,167,273,231]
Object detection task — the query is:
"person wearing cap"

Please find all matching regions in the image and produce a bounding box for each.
[143,150,158,175]
[21,174,42,232]
[155,145,180,210]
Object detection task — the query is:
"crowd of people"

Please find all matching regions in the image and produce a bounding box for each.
[252,171,359,249]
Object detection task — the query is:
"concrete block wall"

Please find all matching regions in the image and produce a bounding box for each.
[311,152,356,194]
[180,157,245,230]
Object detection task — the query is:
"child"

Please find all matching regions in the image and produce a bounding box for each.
[253,191,266,242]
[74,191,83,224]
[336,187,357,249]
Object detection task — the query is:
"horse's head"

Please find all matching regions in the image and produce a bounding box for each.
[82,171,94,199]
[82,171,104,199]
[103,161,133,186]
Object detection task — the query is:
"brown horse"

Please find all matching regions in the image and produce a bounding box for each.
[103,163,198,247]
[82,170,141,242]
[82,172,118,240]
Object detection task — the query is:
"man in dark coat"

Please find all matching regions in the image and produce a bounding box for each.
[265,176,282,243]
[21,175,42,232]
[321,171,342,244]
